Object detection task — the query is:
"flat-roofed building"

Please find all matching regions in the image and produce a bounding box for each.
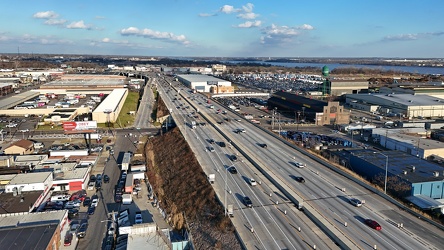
[92,88,128,123]
[5,172,52,194]
[177,74,233,93]
[0,210,68,249]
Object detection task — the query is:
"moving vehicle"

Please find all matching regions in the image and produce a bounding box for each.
[259,143,267,148]
[135,212,143,224]
[365,219,382,230]
[227,204,234,217]
[208,174,215,184]
[243,196,253,208]
[227,166,237,174]
[208,139,215,144]
[229,155,238,162]
[219,142,226,147]
[350,198,363,207]
[248,178,257,186]
[294,176,305,183]
[208,146,215,152]
[293,162,305,168]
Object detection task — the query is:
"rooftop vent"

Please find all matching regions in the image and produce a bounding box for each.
[433,171,440,177]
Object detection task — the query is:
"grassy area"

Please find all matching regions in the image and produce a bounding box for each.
[115,91,139,128]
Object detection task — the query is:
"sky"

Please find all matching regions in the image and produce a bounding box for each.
[0,1,443,58]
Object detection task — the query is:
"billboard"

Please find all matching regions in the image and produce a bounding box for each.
[63,121,97,133]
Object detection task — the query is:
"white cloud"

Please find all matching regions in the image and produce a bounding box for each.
[199,13,216,17]
[120,27,190,45]
[260,23,314,45]
[33,11,58,19]
[242,3,254,13]
[382,32,444,42]
[298,24,314,30]
[235,20,262,28]
[44,19,67,26]
[220,5,240,14]
[237,12,259,19]
[66,21,91,30]
[102,38,110,43]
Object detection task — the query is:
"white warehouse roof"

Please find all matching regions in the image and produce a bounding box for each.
[94,88,128,113]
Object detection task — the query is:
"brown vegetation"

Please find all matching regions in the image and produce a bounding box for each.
[145,128,241,249]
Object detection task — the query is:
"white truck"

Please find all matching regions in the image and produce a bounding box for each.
[208,174,215,184]
[227,204,234,217]
[121,152,131,171]
[122,194,132,205]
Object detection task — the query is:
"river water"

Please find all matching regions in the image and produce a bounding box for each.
[223,60,444,75]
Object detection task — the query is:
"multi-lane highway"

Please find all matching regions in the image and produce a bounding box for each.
[156,75,444,250]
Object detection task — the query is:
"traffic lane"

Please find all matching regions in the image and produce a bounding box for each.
[232,124,432,250]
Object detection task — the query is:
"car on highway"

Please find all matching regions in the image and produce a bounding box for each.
[293,162,305,168]
[259,143,267,148]
[208,146,215,152]
[18,129,29,132]
[219,142,226,147]
[243,196,253,208]
[135,212,143,224]
[365,219,382,230]
[229,155,238,162]
[294,176,305,183]
[350,198,363,207]
[208,139,215,144]
[248,178,257,186]
[227,166,237,174]
[64,232,73,246]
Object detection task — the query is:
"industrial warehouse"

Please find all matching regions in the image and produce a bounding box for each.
[176,74,233,93]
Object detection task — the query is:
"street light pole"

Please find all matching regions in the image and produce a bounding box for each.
[374,152,388,194]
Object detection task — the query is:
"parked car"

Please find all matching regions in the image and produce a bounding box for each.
[83,197,91,207]
[365,219,382,230]
[88,206,96,215]
[103,175,110,183]
[69,221,80,235]
[64,233,73,246]
[243,196,253,208]
[135,212,143,224]
[91,196,99,207]
[350,198,363,207]
[77,223,88,238]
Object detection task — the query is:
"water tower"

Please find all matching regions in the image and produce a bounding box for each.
[321,65,331,96]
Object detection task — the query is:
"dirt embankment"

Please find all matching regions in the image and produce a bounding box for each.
[145,126,241,249]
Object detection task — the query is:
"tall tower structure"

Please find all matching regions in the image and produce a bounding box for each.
[321,65,331,96]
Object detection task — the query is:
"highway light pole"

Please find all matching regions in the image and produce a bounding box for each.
[374,152,389,194]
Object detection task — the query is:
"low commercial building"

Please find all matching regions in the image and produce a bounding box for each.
[92,88,128,123]
[3,139,35,155]
[372,127,444,159]
[268,91,350,125]
[346,93,444,118]
[177,74,233,93]
[346,150,444,200]
[0,210,68,249]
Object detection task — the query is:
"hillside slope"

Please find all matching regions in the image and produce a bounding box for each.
[145,127,242,249]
